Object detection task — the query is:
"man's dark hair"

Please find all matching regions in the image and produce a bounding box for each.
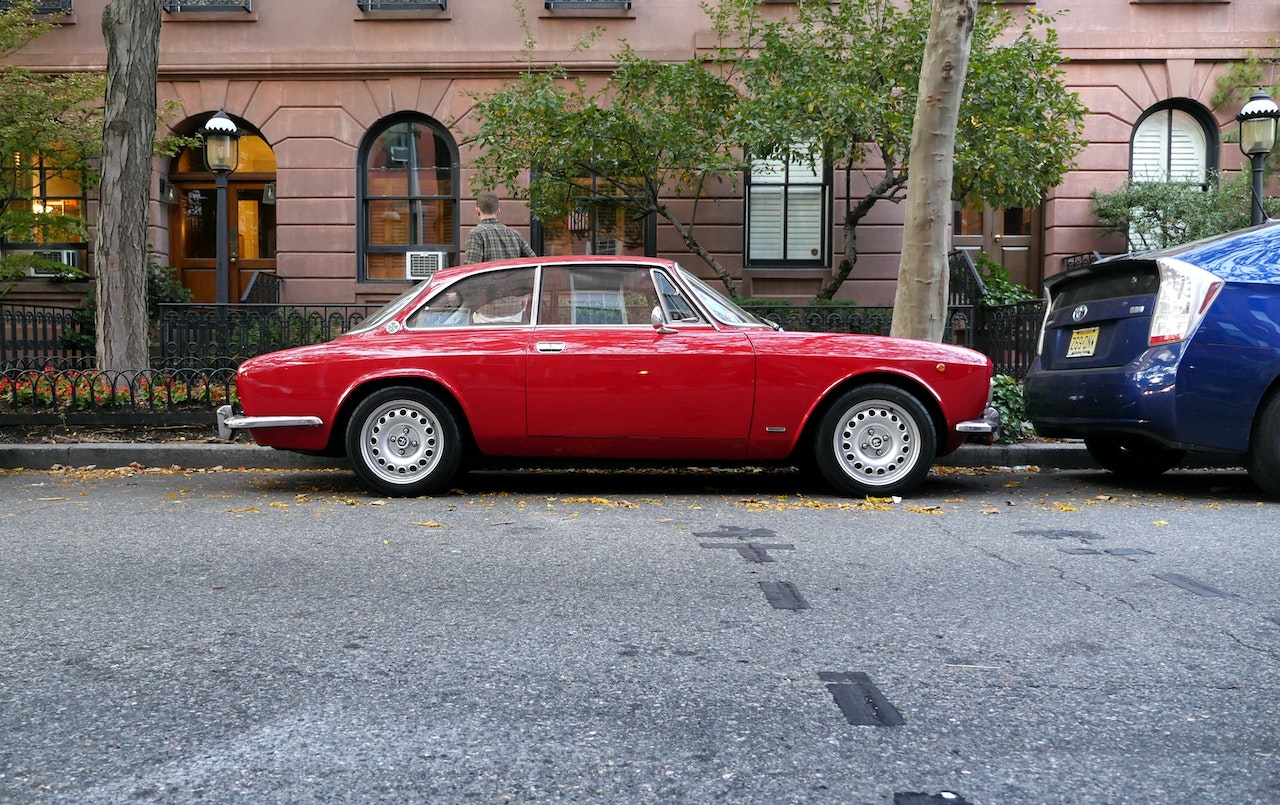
[476,190,501,216]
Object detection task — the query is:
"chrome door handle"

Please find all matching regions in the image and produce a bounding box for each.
[536,341,566,353]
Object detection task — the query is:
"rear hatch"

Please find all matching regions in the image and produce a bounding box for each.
[1038,260,1161,371]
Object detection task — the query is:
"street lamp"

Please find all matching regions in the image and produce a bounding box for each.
[203,110,241,304]
[1236,89,1279,226]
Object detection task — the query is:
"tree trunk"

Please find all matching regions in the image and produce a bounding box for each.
[96,0,160,371]
[891,0,976,342]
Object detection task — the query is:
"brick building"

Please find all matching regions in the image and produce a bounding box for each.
[2,0,1275,308]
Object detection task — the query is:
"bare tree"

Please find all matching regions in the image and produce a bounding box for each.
[96,0,160,371]
[891,0,976,342]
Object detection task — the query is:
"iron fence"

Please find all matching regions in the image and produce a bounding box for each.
[0,304,89,368]
[0,363,236,426]
[155,303,379,365]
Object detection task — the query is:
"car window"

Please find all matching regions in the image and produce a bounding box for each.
[406,267,536,328]
[537,265,658,326]
[653,270,701,323]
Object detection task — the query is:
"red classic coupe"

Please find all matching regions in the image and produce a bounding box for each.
[218,256,997,496]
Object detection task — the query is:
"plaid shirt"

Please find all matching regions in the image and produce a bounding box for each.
[464,218,537,264]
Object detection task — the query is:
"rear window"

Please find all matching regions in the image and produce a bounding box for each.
[1052,263,1160,310]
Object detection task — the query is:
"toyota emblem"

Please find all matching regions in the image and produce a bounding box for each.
[1072,304,1088,322]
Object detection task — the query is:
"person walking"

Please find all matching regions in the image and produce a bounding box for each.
[463,190,537,263]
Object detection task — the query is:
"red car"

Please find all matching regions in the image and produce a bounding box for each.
[218,256,996,496]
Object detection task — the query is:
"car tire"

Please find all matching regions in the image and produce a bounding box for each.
[1084,434,1185,478]
[345,386,463,497]
[1246,390,1280,497]
[814,384,937,496]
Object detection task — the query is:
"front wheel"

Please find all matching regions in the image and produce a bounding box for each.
[345,386,463,496]
[1084,434,1185,478]
[814,384,937,496]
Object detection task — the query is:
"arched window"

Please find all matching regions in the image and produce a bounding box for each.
[1130,101,1219,185]
[358,114,459,282]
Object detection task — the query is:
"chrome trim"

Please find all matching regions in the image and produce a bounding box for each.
[217,404,323,441]
[955,406,1002,443]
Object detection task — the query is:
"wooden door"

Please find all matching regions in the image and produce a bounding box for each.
[171,182,277,303]
[953,204,1043,295]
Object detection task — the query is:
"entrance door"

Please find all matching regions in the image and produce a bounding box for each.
[171,183,277,303]
[953,204,1043,295]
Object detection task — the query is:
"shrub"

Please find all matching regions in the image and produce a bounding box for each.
[990,373,1035,444]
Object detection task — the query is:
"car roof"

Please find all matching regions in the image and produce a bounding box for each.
[428,255,679,286]
[1085,220,1280,285]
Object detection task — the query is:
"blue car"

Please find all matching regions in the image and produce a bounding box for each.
[1024,220,1280,494]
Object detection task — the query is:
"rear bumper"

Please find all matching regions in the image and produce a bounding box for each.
[1023,357,1181,445]
[217,404,324,441]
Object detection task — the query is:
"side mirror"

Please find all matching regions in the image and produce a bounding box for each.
[651,306,676,334]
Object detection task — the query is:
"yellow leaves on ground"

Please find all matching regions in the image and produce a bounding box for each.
[556,496,640,508]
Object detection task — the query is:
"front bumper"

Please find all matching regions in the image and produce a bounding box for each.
[955,406,1001,444]
[216,404,324,441]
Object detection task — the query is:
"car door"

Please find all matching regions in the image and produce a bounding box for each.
[526,264,756,443]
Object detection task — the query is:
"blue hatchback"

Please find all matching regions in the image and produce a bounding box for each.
[1024,220,1280,494]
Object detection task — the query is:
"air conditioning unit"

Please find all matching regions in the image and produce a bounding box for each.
[406,250,447,281]
[15,249,81,277]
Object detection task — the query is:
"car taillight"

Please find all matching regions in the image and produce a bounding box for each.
[1148,257,1223,346]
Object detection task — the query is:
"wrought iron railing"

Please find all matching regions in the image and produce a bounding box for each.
[1063,250,1103,271]
[973,300,1046,379]
[0,363,236,417]
[155,303,379,364]
[0,0,73,13]
[161,0,251,11]
[240,270,281,303]
[358,0,446,10]
[0,305,88,368]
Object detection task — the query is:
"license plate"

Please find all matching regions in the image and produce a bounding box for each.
[1066,326,1099,358]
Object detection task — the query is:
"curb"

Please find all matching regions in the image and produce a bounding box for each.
[1,440,1097,472]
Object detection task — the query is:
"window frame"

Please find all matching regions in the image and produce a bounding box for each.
[2,151,87,251]
[1129,100,1219,187]
[356,113,461,284]
[744,150,832,269]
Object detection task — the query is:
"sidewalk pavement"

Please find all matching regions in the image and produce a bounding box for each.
[0,440,1106,472]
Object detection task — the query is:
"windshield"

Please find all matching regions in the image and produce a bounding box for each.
[347,280,431,334]
[676,265,768,327]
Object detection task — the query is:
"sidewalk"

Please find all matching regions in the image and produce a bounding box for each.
[0,440,1104,472]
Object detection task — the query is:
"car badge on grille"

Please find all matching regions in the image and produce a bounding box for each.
[1072,304,1088,322]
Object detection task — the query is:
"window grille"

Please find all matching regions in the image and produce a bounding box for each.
[0,0,72,13]
[358,0,446,9]
[161,0,252,11]
[545,0,631,9]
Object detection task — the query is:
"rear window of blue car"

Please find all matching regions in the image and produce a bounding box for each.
[1051,263,1159,310]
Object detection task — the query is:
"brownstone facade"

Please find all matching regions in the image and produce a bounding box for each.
[2,0,1275,308]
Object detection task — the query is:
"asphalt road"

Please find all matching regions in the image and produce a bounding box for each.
[1,463,1277,804]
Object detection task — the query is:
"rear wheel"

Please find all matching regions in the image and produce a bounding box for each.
[345,386,462,496]
[1084,434,1185,478]
[1247,390,1280,497]
[814,384,937,496]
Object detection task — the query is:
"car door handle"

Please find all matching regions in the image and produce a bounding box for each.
[536,341,566,353]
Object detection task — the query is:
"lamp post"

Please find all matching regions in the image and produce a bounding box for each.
[1236,89,1279,226]
[203,110,241,304]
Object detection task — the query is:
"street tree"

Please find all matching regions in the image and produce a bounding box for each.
[716,0,1086,308]
[96,0,160,371]
[0,1,102,294]
[894,0,977,342]
[463,43,747,293]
